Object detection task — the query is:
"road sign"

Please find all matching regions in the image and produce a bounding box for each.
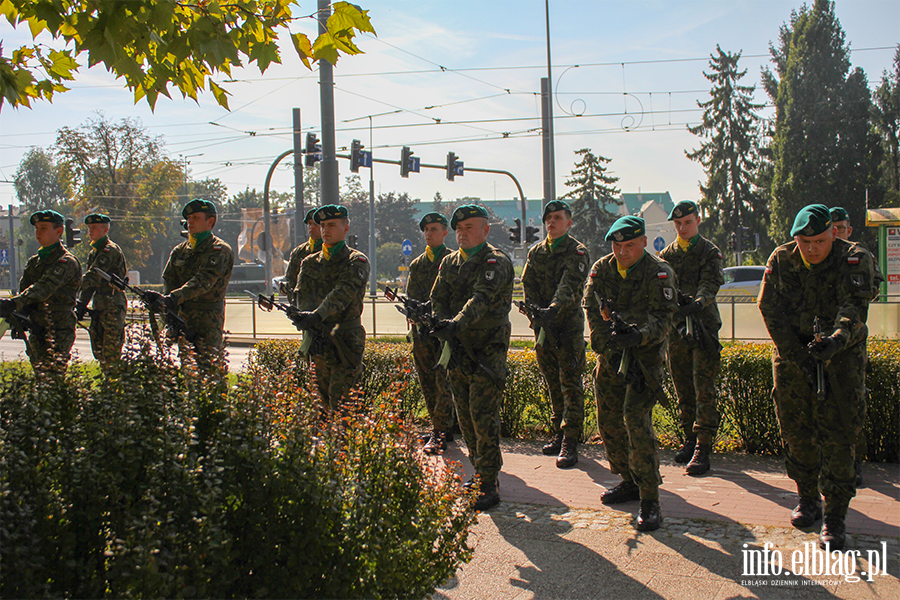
[401,239,413,256]
[360,150,372,168]
[0,249,8,266]
[653,236,666,252]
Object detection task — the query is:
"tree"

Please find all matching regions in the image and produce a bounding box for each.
[686,46,765,264]
[761,0,873,245]
[53,113,181,270]
[1,1,375,110]
[561,148,621,259]
[872,46,900,202]
[13,147,71,212]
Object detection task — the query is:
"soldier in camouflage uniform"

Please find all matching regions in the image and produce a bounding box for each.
[759,204,875,551]
[75,214,127,369]
[431,205,513,511]
[294,204,370,410]
[0,210,82,374]
[659,200,724,476]
[830,206,883,487]
[406,212,455,454]
[583,216,677,531]
[152,199,234,374]
[521,200,590,469]
[283,208,321,306]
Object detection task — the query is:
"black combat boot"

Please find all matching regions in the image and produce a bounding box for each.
[542,431,563,456]
[601,480,640,505]
[685,443,711,475]
[423,430,446,455]
[855,460,864,488]
[636,499,662,531]
[819,514,846,551]
[473,482,500,511]
[556,436,578,469]
[674,435,696,464]
[790,497,823,528]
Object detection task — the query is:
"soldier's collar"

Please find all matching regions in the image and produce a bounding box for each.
[91,236,109,251]
[547,233,568,252]
[615,250,647,277]
[189,230,212,249]
[426,244,446,262]
[459,242,486,261]
[677,234,698,252]
[38,241,62,259]
[322,240,346,260]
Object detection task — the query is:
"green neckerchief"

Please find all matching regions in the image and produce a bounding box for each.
[189,230,212,249]
[548,233,568,252]
[91,236,109,251]
[38,241,61,259]
[426,244,446,263]
[617,250,647,277]
[310,237,323,252]
[460,242,486,261]
[322,240,346,260]
[677,234,699,252]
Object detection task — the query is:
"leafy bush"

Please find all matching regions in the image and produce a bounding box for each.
[1,339,475,599]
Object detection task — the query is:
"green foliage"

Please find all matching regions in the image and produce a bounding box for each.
[561,148,621,260]
[1,0,375,110]
[864,339,900,463]
[1,336,474,598]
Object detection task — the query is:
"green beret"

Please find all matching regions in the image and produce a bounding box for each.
[791,204,833,237]
[668,200,698,220]
[830,206,850,223]
[182,198,217,218]
[29,209,64,226]
[605,216,646,242]
[84,213,110,225]
[304,208,318,224]
[450,204,488,230]
[542,200,572,221]
[419,212,449,230]
[314,204,348,224]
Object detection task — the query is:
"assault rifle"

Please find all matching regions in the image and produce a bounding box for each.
[597,294,646,392]
[384,286,438,338]
[244,291,345,364]
[813,316,827,401]
[676,292,722,352]
[513,300,560,348]
[93,268,197,344]
[0,303,45,341]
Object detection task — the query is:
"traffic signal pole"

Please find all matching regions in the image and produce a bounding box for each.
[317,0,339,205]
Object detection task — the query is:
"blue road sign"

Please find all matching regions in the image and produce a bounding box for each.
[454,161,464,177]
[653,236,666,252]
[360,150,372,168]
[0,249,8,266]
[401,239,413,256]
[410,157,420,173]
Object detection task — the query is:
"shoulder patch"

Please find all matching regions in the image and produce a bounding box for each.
[213,245,222,251]
[487,258,497,264]
[357,255,367,262]
[717,251,722,259]
[765,266,772,274]
[657,271,668,279]
[103,248,110,253]
[590,270,598,278]
[59,258,67,263]
[577,248,585,256]
[847,256,860,265]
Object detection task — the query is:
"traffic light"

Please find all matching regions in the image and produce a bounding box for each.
[64,218,81,247]
[350,139,364,173]
[179,219,188,238]
[525,225,540,244]
[348,234,359,249]
[509,218,521,244]
[305,132,321,167]
[741,226,755,252]
[446,151,457,181]
[400,146,415,178]
[728,232,736,251]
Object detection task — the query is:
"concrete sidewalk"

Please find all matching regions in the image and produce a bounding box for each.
[429,440,900,599]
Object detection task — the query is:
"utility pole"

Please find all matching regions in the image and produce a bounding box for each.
[318,0,339,205]
[543,0,556,208]
[292,108,304,248]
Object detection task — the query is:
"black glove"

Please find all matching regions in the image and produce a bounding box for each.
[143,290,168,312]
[535,306,558,323]
[431,319,459,341]
[610,326,642,348]
[0,298,15,319]
[678,299,703,317]
[75,302,88,321]
[291,311,322,331]
[808,335,844,361]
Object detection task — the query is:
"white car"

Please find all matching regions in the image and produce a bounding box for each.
[717,266,766,302]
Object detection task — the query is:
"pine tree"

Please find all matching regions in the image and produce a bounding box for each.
[686,45,764,264]
[873,47,900,201]
[561,148,621,259]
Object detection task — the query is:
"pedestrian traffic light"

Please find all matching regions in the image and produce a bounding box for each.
[446,151,457,181]
[64,218,81,247]
[305,132,322,167]
[348,234,359,249]
[525,225,540,244]
[350,139,364,173]
[509,218,521,244]
[728,232,736,251]
[400,146,414,178]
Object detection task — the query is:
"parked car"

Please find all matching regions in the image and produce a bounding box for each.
[228,263,266,295]
[717,266,766,302]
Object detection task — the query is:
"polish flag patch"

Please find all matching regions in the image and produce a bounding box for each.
[657,271,668,279]
[847,256,859,265]
[487,258,497,264]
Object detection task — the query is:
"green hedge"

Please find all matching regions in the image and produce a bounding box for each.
[252,338,899,463]
[1,343,475,599]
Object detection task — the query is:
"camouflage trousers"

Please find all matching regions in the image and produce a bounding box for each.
[593,351,664,500]
[447,325,510,487]
[412,331,454,431]
[667,332,721,444]
[311,325,366,411]
[535,333,586,439]
[27,326,76,375]
[772,343,866,515]
[173,308,229,386]
[89,306,126,368]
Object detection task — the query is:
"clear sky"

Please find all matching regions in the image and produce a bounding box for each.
[1,0,897,217]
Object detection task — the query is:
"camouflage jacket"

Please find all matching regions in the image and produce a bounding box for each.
[80,237,127,311]
[758,238,874,364]
[284,238,323,299]
[298,242,369,326]
[406,245,452,303]
[15,242,82,328]
[659,235,724,331]
[163,234,234,309]
[521,234,590,335]
[583,251,678,366]
[431,243,513,349]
